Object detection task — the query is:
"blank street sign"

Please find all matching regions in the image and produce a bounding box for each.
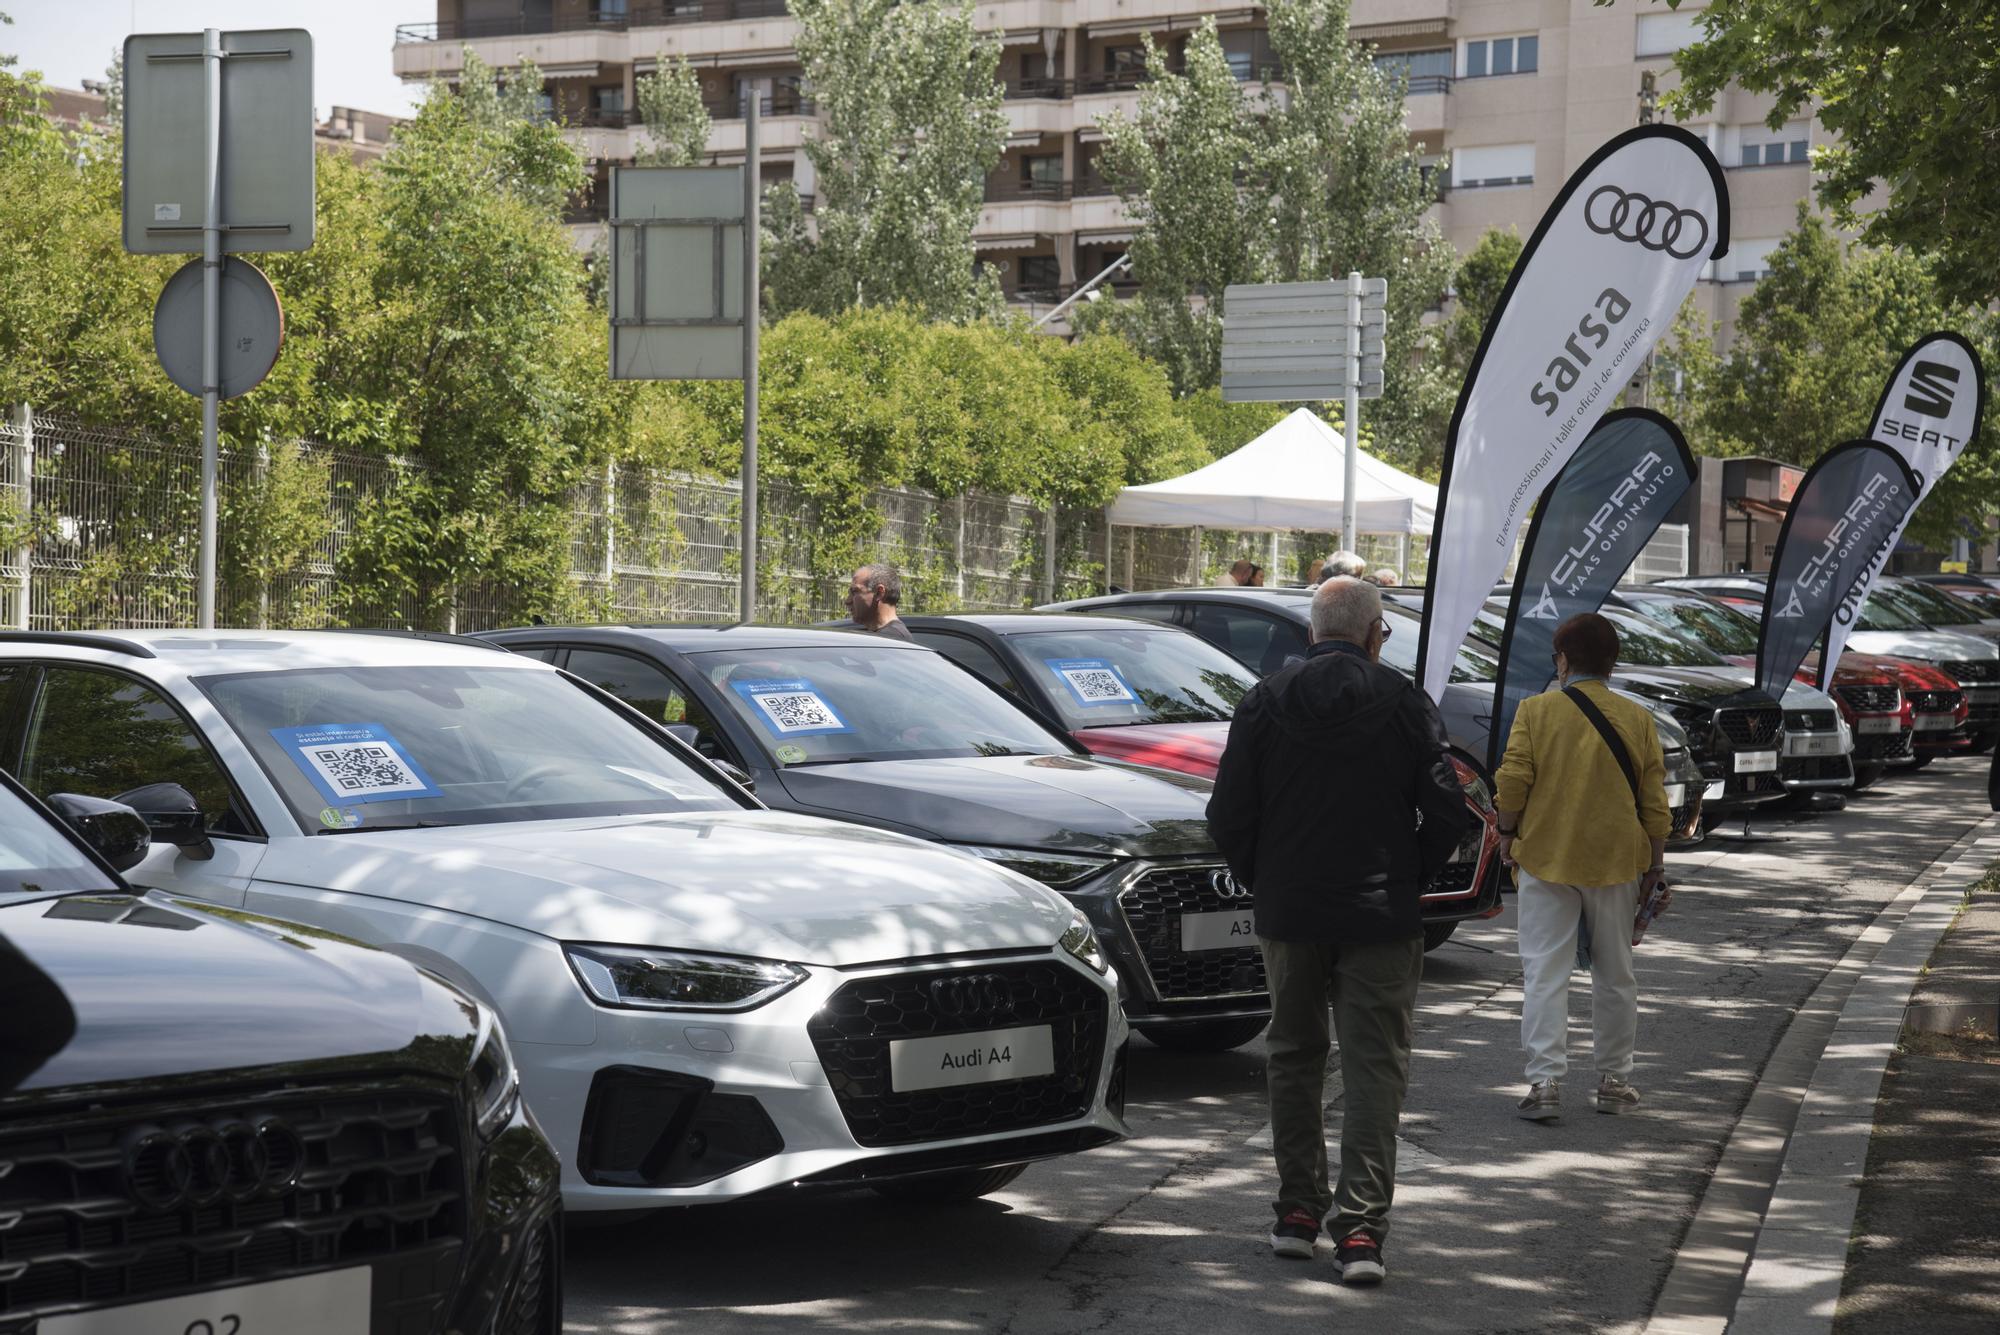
[610,166,747,381]
[1220,278,1387,402]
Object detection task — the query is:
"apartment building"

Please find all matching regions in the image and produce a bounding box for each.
[391,0,1814,342]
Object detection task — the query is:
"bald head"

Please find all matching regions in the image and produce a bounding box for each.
[1311,576,1382,646]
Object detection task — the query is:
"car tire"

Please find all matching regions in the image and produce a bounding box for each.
[1137,1017,1270,1052]
[1422,922,1458,952]
[1851,763,1884,792]
[1909,753,1935,770]
[871,1163,1028,1204]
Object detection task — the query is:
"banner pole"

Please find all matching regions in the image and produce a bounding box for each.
[1342,270,1361,553]
[739,98,760,625]
[198,27,222,630]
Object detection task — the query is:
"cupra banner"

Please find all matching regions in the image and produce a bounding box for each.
[1416,125,1728,704]
[1488,409,1696,769]
[1756,441,1922,703]
[1817,332,1988,685]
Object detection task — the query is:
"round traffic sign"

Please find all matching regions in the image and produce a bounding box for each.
[152,255,285,399]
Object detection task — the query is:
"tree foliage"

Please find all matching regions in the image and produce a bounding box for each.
[635,57,710,167]
[1085,0,1458,475]
[1649,0,2000,307]
[764,0,1006,321]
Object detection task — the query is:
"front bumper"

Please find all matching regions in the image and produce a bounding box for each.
[517,947,1129,1211]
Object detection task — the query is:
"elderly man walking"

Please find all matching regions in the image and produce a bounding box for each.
[844,562,913,641]
[1208,576,1471,1285]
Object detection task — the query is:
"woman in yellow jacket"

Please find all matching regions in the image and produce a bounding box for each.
[1494,612,1671,1121]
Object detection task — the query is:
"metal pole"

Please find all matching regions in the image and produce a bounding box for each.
[1341,269,1361,554]
[198,27,222,629]
[1042,506,1057,603]
[10,404,31,630]
[1032,254,1132,330]
[1102,509,1113,593]
[739,98,760,625]
[1268,530,1281,585]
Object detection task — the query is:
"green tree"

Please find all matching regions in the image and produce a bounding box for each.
[1436,227,1521,384]
[763,0,1007,321]
[1086,0,1458,474]
[635,57,710,166]
[1646,0,2000,306]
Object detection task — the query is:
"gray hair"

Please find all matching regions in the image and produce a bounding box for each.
[1324,550,1368,579]
[856,561,902,605]
[1311,575,1382,643]
[1369,567,1400,586]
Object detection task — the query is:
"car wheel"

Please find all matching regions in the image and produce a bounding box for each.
[1909,753,1935,770]
[1973,730,2000,756]
[1137,1016,1270,1052]
[871,1164,1028,1204]
[1422,922,1458,952]
[1851,763,1884,792]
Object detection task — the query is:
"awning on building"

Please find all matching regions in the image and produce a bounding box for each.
[1087,8,1257,38]
[1077,229,1134,245]
[1731,497,1790,521]
[538,62,603,80]
[975,234,1044,251]
[1350,18,1449,41]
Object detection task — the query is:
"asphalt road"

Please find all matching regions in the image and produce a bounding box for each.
[562,755,1992,1335]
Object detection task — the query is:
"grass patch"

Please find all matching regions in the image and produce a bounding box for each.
[1901,1028,2000,1065]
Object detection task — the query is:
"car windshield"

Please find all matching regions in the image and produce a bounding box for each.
[1377,605,1498,682]
[689,645,1070,766]
[199,665,741,832]
[1883,580,1985,626]
[1472,601,1726,668]
[1010,627,1255,727]
[1950,585,2000,617]
[1857,590,1925,632]
[0,784,120,899]
[1624,594,1761,656]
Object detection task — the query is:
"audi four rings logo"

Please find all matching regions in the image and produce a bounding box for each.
[1209,870,1251,900]
[1584,185,1709,260]
[121,1117,305,1212]
[930,973,1015,1020]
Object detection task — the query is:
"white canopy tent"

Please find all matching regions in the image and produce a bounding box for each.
[1105,408,1436,585]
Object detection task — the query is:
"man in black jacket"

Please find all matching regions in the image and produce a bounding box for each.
[1208,576,1469,1285]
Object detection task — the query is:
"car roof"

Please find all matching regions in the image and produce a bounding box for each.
[0,628,526,675]
[479,622,930,655]
[902,612,1175,634]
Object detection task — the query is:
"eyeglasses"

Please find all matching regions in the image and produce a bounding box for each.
[1377,617,1394,642]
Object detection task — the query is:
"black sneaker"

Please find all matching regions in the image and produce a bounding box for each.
[1268,1208,1320,1260]
[1334,1230,1385,1285]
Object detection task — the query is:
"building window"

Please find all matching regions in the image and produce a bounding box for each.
[1636,11,1703,58]
[1105,46,1147,75]
[1738,122,1809,168]
[1724,238,1781,282]
[1450,142,1535,190]
[1462,35,1537,79]
[591,86,625,115]
[593,0,629,19]
[1374,48,1453,92]
[1019,256,1061,292]
[1218,29,1273,81]
[1023,155,1064,186]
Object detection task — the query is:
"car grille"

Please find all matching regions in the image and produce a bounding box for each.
[1837,685,1900,714]
[1718,704,1783,748]
[1781,754,1853,783]
[1941,659,2000,683]
[0,1082,465,1332]
[1910,689,1963,715]
[1732,772,1787,796]
[806,960,1107,1149]
[1423,859,1478,901]
[1784,709,1838,732]
[1853,729,1914,762]
[1117,866,1267,1002]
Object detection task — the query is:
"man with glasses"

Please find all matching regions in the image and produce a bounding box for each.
[1207,576,1470,1286]
[844,562,913,641]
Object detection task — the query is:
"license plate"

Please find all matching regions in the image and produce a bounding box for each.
[1734,750,1778,774]
[1665,783,1686,806]
[1856,716,1901,735]
[889,1024,1055,1092]
[40,1266,370,1335]
[1784,733,1844,756]
[1179,909,1256,952]
[1914,714,1957,732]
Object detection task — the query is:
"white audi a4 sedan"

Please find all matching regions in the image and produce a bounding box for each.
[0,630,1130,1210]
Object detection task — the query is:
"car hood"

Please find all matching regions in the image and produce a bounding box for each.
[773,754,1216,860]
[1848,628,2000,663]
[1610,664,1832,709]
[1072,721,1229,779]
[251,811,1076,967]
[0,891,477,1098]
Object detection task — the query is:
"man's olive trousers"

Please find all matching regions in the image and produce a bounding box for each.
[1258,933,1424,1241]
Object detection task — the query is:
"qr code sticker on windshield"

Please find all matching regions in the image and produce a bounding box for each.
[1067,669,1127,701]
[311,742,419,794]
[271,722,444,804]
[1047,658,1136,707]
[754,692,840,732]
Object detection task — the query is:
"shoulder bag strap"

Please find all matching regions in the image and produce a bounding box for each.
[1563,685,1641,820]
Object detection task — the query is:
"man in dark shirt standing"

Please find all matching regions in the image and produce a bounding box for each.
[845,562,913,641]
[1208,576,1469,1285]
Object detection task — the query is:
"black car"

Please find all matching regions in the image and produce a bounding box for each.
[0,772,562,1335]
[478,624,1292,1051]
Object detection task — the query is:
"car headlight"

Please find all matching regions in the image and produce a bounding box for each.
[950,844,1113,888]
[469,1006,521,1141]
[1058,910,1109,975]
[566,944,808,1011]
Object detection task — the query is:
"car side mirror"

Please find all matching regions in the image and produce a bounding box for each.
[712,760,757,795]
[46,793,152,873]
[111,782,215,861]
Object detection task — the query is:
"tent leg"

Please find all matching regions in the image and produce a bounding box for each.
[1102,511,1114,593]
[1397,532,1409,585]
[1191,525,1203,586]
[1269,531,1281,586]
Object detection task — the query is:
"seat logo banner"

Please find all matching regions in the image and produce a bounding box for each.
[1817,333,1988,685]
[1487,410,1696,769]
[1756,442,1923,702]
[1415,125,1727,704]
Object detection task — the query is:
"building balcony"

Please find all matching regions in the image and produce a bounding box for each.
[986,177,1075,202]
[706,89,816,119]
[1005,77,1073,99]
[394,1,790,44]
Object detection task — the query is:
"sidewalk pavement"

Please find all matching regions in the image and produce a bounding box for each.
[1836,853,2000,1334]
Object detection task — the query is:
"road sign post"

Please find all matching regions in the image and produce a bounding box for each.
[1220,276,1388,553]
[741,100,759,627]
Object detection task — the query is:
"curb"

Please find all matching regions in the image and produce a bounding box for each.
[1641,814,1998,1335]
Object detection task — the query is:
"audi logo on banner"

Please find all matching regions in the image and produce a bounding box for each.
[1584,185,1710,260]
[1209,870,1251,901]
[930,973,1015,1021]
[121,1117,306,1211]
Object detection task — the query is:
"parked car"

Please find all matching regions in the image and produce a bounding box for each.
[891,611,1505,948]
[1041,588,1708,841]
[0,766,562,1334]
[1875,575,2000,643]
[1610,586,1919,789]
[0,630,1129,1212]
[1665,574,2000,750]
[1913,572,2000,614]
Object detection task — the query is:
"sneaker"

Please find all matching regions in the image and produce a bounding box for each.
[1596,1074,1642,1115]
[1333,1230,1385,1285]
[1268,1208,1320,1260]
[1517,1079,1561,1122]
